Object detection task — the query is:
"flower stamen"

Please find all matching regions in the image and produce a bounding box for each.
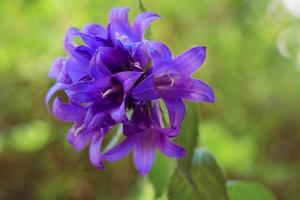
[101,88,114,97]
[116,32,129,42]
[101,86,120,98]
[134,62,143,70]
[73,125,85,136]
[170,78,175,87]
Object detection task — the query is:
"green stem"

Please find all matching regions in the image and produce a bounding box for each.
[138,0,146,12]
[103,124,123,152]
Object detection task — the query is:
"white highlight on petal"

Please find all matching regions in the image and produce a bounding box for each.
[116,32,129,42]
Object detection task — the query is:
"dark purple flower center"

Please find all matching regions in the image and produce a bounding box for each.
[155,74,176,89]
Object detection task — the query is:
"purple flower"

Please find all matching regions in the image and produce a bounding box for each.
[132,42,215,133]
[103,103,186,175]
[46,7,215,175]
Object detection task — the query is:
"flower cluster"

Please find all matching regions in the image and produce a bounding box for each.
[46,7,215,175]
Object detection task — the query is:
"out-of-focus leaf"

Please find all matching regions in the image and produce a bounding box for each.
[177,103,200,176]
[10,120,52,152]
[137,179,154,200]
[191,149,229,200]
[200,120,257,174]
[168,148,229,200]
[127,178,155,200]
[227,181,276,200]
[168,169,198,200]
[149,152,176,198]
[0,135,5,155]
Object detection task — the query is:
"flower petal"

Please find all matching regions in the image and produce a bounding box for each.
[66,79,111,102]
[103,137,133,161]
[147,41,172,67]
[74,45,94,61]
[49,57,65,79]
[45,83,69,111]
[64,27,79,52]
[80,23,108,49]
[98,46,130,73]
[89,131,106,169]
[133,42,151,69]
[164,97,186,129]
[133,140,156,176]
[64,27,90,63]
[66,91,99,103]
[150,101,164,127]
[80,33,109,49]
[64,58,89,83]
[106,23,117,45]
[157,135,186,158]
[114,71,143,93]
[109,7,132,38]
[67,125,91,151]
[159,78,215,103]
[86,112,107,132]
[90,50,112,79]
[82,23,107,38]
[52,98,85,123]
[172,46,206,76]
[131,75,160,100]
[111,101,126,122]
[133,12,160,40]
[68,79,110,93]
[123,121,144,136]
[157,127,180,138]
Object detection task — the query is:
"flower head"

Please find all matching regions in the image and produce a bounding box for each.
[46,7,215,175]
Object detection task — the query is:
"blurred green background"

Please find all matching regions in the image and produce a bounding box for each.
[0,0,300,199]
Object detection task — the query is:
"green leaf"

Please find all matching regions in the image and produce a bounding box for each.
[135,178,155,200]
[191,149,229,200]
[168,149,229,200]
[103,124,123,153]
[200,120,257,173]
[168,169,198,200]
[177,103,200,175]
[227,181,276,200]
[149,152,176,198]
[126,178,155,200]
